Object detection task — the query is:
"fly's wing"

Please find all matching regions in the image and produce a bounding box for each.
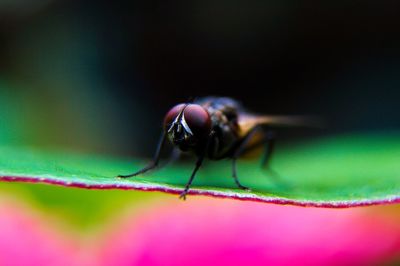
[237,113,322,137]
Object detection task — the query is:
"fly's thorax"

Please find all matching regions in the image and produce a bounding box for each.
[163,103,212,150]
[200,108,240,159]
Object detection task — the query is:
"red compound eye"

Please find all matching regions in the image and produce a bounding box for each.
[183,104,212,139]
[164,104,185,130]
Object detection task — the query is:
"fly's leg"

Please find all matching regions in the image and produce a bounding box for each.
[179,155,205,200]
[235,129,276,170]
[233,128,285,187]
[261,131,275,169]
[231,126,264,191]
[179,131,215,200]
[258,131,287,186]
[232,158,250,190]
[117,132,167,178]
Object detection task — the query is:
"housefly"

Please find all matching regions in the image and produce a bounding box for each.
[118,96,310,199]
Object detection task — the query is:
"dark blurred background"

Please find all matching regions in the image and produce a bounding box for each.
[1,0,400,157]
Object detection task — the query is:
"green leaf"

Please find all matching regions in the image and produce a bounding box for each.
[0,133,399,208]
[0,182,155,228]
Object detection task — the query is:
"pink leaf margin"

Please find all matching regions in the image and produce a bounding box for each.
[1,175,399,208]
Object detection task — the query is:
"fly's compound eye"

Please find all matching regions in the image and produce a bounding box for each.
[164,103,211,144]
[182,104,212,139]
[164,104,186,129]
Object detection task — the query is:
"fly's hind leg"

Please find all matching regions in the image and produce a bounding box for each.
[260,131,275,169]
[231,126,265,191]
[233,127,287,188]
[258,130,288,187]
[232,158,250,190]
[237,128,277,172]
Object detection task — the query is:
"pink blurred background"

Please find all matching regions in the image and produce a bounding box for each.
[1,191,400,266]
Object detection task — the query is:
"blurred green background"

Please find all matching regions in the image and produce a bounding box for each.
[1,0,400,232]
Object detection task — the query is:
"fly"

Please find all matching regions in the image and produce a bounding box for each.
[118,96,312,199]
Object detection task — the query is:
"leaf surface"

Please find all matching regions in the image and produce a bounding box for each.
[1,134,399,208]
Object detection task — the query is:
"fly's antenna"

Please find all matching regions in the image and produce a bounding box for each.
[168,97,196,134]
[177,103,190,120]
[168,103,194,136]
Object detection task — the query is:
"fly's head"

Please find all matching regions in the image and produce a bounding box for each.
[164,103,212,151]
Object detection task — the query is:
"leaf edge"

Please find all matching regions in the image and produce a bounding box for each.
[1,175,399,208]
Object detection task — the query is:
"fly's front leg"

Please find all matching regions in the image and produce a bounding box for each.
[117,131,167,178]
[179,131,215,200]
[179,154,205,200]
